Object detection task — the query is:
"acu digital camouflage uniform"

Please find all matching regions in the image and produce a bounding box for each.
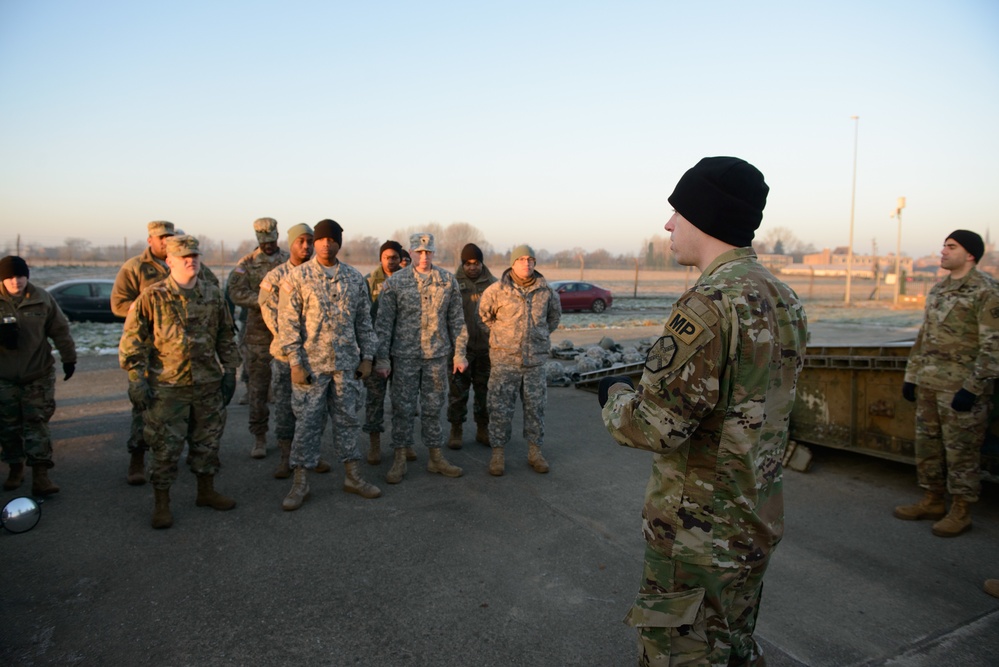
[119,264,241,490]
[227,219,289,445]
[111,221,219,460]
[277,256,376,469]
[362,264,392,438]
[448,262,497,435]
[260,260,301,444]
[374,264,468,452]
[478,267,560,454]
[903,266,999,501]
[0,279,76,474]
[602,247,807,667]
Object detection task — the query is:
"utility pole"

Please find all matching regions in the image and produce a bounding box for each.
[892,197,906,305]
[845,115,860,304]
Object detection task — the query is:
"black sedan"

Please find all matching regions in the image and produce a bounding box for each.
[48,279,123,322]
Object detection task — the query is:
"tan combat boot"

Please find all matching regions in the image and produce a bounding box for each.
[984,580,999,599]
[488,448,505,476]
[152,487,173,529]
[528,443,549,474]
[932,496,973,537]
[274,439,292,479]
[315,459,332,474]
[893,489,946,521]
[475,423,490,446]
[4,462,25,490]
[386,448,408,484]
[195,474,236,511]
[32,465,60,496]
[367,432,382,465]
[344,461,382,499]
[250,433,267,459]
[282,468,310,511]
[404,446,417,461]
[427,448,463,478]
[448,423,463,450]
[127,450,146,486]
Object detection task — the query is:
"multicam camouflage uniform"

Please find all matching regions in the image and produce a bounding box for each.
[478,268,560,450]
[277,256,376,468]
[904,267,999,500]
[363,264,392,436]
[448,263,497,430]
[228,242,289,438]
[374,265,468,450]
[602,248,807,667]
[0,281,76,469]
[259,260,299,442]
[119,272,241,490]
[112,223,219,455]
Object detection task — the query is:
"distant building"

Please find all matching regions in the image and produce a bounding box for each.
[796,247,913,278]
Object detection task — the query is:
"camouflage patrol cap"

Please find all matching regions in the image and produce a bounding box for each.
[165,234,201,257]
[410,232,435,253]
[254,217,279,244]
[147,221,176,237]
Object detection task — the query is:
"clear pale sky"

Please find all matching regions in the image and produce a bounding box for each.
[2,1,997,259]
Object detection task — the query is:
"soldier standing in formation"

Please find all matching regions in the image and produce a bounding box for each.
[0,256,76,495]
[111,220,218,484]
[895,230,999,537]
[362,240,404,465]
[374,232,468,484]
[277,219,381,511]
[258,223,332,480]
[478,244,560,475]
[447,243,497,450]
[600,157,807,666]
[119,235,241,529]
[227,217,290,459]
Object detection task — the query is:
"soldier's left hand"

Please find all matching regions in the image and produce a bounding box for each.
[951,388,977,412]
[62,362,75,381]
[598,375,634,408]
[221,371,237,406]
[453,359,469,374]
[356,359,373,380]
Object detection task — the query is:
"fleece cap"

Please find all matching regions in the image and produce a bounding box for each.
[667,156,768,247]
[947,230,985,263]
[0,255,30,280]
[510,244,535,267]
[314,219,343,245]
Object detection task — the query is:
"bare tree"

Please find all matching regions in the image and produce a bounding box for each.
[62,237,93,261]
[438,222,489,267]
[341,235,382,264]
[758,226,801,255]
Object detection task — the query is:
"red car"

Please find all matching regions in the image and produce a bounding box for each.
[551,281,613,313]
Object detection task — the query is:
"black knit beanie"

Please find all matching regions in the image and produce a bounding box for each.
[380,240,403,256]
[461,243,484,263]
[314,219,343,246]
[667,157,769,247]
[0,255,29,280]
[947,230,985,263]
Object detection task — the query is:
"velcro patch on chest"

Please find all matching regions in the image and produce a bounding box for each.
[645,335,677,373]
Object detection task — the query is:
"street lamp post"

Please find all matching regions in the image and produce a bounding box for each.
[845,115,859,305]
[892,197,906,305]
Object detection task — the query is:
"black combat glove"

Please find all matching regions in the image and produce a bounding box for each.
[128,379,151,411]
[221,371,237,406]
[598,375,634,408]
[62,362,75,381]
[901,382,916,403]
[951,388,977,412]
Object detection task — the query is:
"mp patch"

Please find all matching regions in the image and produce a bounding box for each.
[666,307,704,345]
[645,335,677,373]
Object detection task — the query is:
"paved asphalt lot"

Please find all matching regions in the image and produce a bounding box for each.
[2,349,998,666]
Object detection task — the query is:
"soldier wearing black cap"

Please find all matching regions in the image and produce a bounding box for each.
[600,157,808,666]
[895,229,999,538]
[0,256,77,495]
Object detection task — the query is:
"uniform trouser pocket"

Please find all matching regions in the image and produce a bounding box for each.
[625,588,708,666]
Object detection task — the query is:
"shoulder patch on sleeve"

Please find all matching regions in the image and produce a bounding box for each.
[645,335,676,373]
[233,266,246,274]
[665,304,706,345]
[260,279,272,292]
